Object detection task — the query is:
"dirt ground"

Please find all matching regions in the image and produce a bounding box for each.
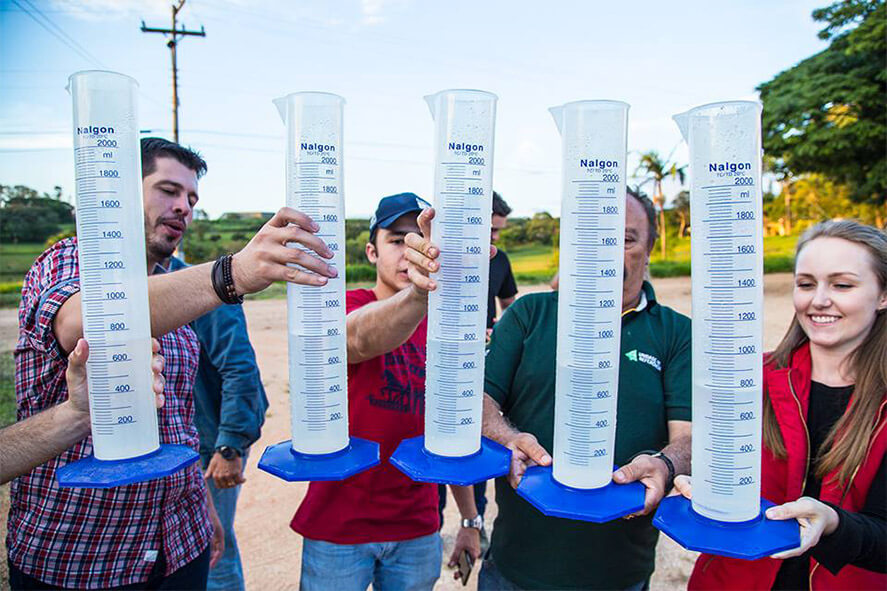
[0,274,797,590]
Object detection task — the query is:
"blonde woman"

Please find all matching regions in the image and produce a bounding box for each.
[678,220,887,590]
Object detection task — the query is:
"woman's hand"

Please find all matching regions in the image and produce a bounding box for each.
[672,477,838,561]
[767,497,839,559]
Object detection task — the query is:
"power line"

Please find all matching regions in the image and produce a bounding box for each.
[7,0,167,111]
[11,0,104,68]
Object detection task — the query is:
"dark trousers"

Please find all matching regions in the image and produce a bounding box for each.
[9,545,211,591]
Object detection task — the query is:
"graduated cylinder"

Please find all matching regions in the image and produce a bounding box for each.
[70,71,158,461]
[424,89,497,456]
[551,101,629,488]
[676,101,764,522]
[276,92,349,455]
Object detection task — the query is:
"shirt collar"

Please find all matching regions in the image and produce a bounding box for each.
[152,258,172,275]
[622,290,648,317]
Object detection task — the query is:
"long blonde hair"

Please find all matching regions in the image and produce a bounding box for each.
[764,220,887,487]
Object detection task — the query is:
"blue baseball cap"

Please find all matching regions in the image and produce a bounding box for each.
[369,192,431,240]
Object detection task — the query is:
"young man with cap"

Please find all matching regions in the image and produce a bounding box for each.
[291,193,483,590]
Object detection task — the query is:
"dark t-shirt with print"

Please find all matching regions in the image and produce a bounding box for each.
[291,289,438,543]
[484,282,692,590]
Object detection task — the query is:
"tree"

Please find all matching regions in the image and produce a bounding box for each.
[525,212,559,246]
[671,190,691,238]
[758,0,886,216]
[0,184,74,243]
[636,152,686,258]
[764,155,795,234]
[764,173,882,228]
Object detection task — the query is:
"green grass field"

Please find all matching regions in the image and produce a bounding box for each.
[0,235,799,308]
[0,242,43,283]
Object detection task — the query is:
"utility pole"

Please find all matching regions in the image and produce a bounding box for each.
[141,0,205,143]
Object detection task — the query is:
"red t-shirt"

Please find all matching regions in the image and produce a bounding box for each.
[291,288,439,543]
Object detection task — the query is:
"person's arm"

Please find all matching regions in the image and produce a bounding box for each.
[612,420,691,516]
[496,253,518,313]
[346,208,439,363]
[674,465,886,573]
[811,502,886,573]
[346,286,429,364]
[447,485,482,573]
[769,456,886,573]
[194,305,266,489]
[349,206,497,363]
[205,484,225,568]
[53,207,337,354]
[483,394,552,489]
[615,311,694,515]
[0,338,166,485]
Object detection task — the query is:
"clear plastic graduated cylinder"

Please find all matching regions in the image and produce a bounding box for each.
[551,101,628,488]
[69,71,158,461]
[275,92,349,455]
[425,90,497,457]
[676,101,764,522]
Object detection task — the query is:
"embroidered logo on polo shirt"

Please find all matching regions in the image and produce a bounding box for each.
[625,349,661,371]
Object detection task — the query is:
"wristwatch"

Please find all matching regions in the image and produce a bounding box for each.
[216,446,242,460]
[461,514,484,531]
[651,451,676,493]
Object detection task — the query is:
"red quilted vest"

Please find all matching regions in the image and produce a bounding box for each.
[689,343,887,591]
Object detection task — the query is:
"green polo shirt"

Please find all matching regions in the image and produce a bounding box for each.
[484,281,691,590]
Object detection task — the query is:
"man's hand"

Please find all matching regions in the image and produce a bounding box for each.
[768,497,837,560]
[205,452,245,489]
[673,474,692,499]
[612,454,671,517]
[404,207,440,296]
[231,207,337,295]
[206,488,225,568]
[504,432,552,489]
[65,337,166,421]
[448,527,481,578]
[404,207,498,297]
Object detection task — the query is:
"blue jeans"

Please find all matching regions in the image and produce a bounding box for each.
[300,532,442,591]
[478,555,649,591]
[206,450,249,591]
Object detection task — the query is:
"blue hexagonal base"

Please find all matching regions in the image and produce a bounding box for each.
[515,464,645,522]
[653,495,801,560]
[258,437,380,482]
[56,444,199,489]
[389,436,511,485]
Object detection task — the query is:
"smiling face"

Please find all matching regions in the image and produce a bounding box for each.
[142,156,199,266]
[366,212,422,299]
[793,236,887,357]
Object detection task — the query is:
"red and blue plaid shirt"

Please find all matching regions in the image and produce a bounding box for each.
[8,237,212,589]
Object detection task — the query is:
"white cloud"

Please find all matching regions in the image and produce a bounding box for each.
[0,133,71,151]
[48,0,170,21]
[360,0,408,26]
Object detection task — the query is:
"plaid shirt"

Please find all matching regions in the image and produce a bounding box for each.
[8,237,212,589]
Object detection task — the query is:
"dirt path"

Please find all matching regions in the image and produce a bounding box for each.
[0,274,797,590]
[232,274,795,590]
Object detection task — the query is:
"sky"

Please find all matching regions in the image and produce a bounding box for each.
[1,0,829,219]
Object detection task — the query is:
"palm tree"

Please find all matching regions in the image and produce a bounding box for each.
[764,155,793,235]
[635,151,686,259]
